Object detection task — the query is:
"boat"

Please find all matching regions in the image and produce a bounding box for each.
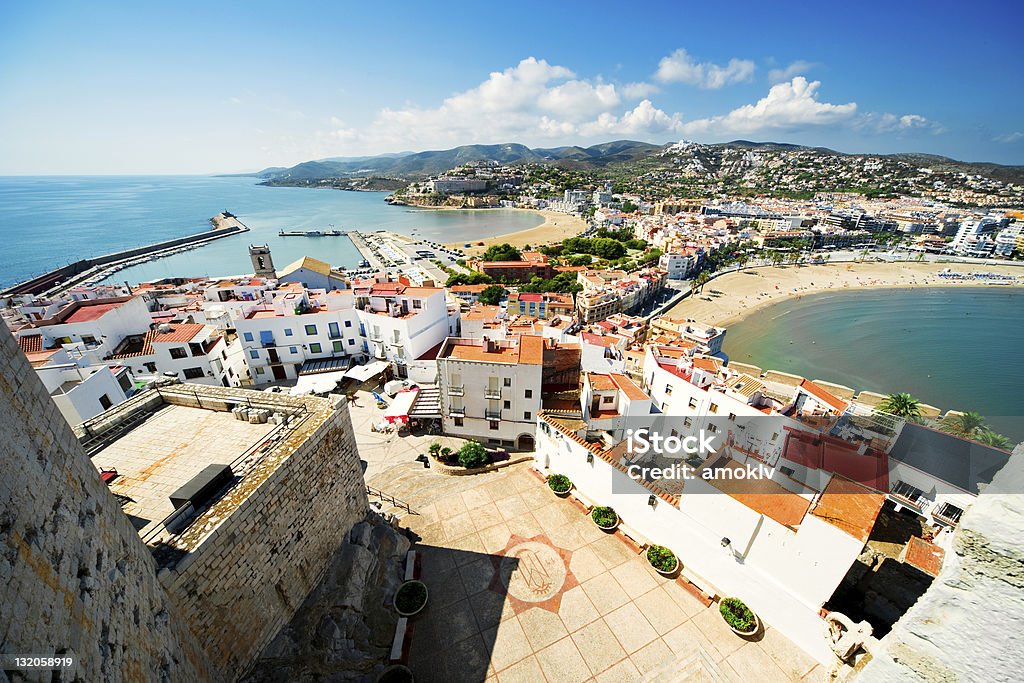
[278,228,345,237]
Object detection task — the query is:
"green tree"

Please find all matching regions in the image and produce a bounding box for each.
[975,429,1014,451]
[878,393,922,419]
[482,243,522,262]
[477,284,506,306]
[445,271,493,287]
[457,441,490,469]
[938,411,987,439]
[691,271,711,295]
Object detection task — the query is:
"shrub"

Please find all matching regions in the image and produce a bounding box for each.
[439,446,453,462]
[719,597,757,632]
[394,581,427,614]
[457,441,490,469]
[547,474,572,493]
[646,545,678,572]
[427,442,442,457]
[591,506,618,528]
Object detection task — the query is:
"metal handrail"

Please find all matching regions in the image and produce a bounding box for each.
[366,485,414,513]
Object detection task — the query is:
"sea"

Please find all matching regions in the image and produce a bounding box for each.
[0,175,544,287]
[724,287,1024,442]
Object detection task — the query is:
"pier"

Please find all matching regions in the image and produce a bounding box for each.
[2,212,249,297]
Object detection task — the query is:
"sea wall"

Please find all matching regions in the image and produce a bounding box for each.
[859,442,1024,681]
[0,320,215,681]
[157,393,371,679]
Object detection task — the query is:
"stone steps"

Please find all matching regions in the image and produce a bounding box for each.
[641,647,731,682]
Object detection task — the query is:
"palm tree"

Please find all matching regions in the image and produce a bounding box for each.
[938,411,987,439]
[695,271,712,294]
[878,392,922,419]
[975,429,1014,451]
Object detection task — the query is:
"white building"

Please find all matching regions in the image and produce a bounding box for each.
[22,345,132,426]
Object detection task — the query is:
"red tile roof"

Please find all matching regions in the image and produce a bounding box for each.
[152,323,205,344]
[810,475,885,542]
[799,379,849,413]
[18,334,42,353]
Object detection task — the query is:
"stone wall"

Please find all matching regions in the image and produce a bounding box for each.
[859,443,1024,682]
[156,389,371,679]
[0,321,215,681]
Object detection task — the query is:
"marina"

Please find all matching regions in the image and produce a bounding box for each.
[278,228,345,237]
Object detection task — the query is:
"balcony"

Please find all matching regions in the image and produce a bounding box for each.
[448,405,466,417]
[484,388,502,400]
[449,385,464,396]
[485,409,502,420]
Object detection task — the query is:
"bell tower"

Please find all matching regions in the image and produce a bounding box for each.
[249,244,276,278]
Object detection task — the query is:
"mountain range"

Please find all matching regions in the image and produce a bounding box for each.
[255,140,1024,187]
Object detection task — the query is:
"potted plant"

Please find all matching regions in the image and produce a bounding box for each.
[547,474,573,497]
[591,506,619,531]
[376,664,414,683]
[719,597,759,636]
[394,580,428,617]
[646,545,680,577]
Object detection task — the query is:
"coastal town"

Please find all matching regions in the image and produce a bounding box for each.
[2,165,1022,682]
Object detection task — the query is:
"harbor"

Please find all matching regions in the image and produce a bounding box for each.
[278,228,345,237]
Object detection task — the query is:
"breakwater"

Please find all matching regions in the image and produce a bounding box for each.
[2,212,249,297]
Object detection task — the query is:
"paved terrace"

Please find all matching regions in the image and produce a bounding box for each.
[92,403,276,537]
[353,397,826,682]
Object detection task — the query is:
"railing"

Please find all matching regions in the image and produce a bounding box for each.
[484,389,502,400]
[449,405,465,416]
[485,409,502,419]
[366,485,414,513]
[449,385,464,396]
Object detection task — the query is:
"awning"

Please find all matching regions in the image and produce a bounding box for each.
[289,370,346,396]
[344,359,390,383]
[300,356,351,375]
[384,389,418,423]
[409,386,442,418]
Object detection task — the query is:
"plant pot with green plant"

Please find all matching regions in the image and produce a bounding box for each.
[394,580,428,617]
[547,473,573,497]
[719,597,759,636]
[646,545,680,577]
[591,506,619,531]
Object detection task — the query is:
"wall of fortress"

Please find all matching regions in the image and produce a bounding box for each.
[0,321,215,682]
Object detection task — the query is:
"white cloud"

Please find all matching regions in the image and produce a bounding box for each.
[621,81,660,99]
[856,112,943,135]
[679,77,856,136]
[537,80,620,119]
[579,100,685,137]
[994,131,1024,143]
[655,49,755,89]
[767,60,816,83]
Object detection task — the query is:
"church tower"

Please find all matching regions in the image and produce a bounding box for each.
[249,244,276,278]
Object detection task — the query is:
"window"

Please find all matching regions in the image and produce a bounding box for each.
[412,299,422,309]
[728,413,737,421]
[255,366,265,374]
[489,420,499,430]
[525,389,533,399]
[670,429,679,437]
[183,367,205,379]
[243,332,254,342]
[144,362,157,373]
[454,417,464,427]
[329,322,341,339]
[934,502,964,525]
[683,417,693,427]
[289,346,298,354]
[688,398,699,409]
[393,330,401,344]
[309,343,322,354]
[707,423,719,434]
[524,412,531,420]
[81,335,96,345]
[602,395,615,404]
[709,403,719,414]
[503,400,511,409]
[771,432,779,442]
[98,394,112,410]
[665,384,673,395]
[892,480,926,504]
[249,350,260,359]
[344,320,352,328]
[169,347,187,359]
[779,465,795,477]
[304,324,317,335]
[332,341,344,353]
[284,328,293,337]
[348,338,355,345]
[503,378,511,387]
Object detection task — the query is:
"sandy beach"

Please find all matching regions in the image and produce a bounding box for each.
[444,210,588,256]
[668,261,1024,328]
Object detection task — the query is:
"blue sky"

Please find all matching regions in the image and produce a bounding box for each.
[1,0,1022,174]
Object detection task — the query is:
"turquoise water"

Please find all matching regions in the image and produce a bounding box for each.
[0,176,544,286]
[724,287,1024,441]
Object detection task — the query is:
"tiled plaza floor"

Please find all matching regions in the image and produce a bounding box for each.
[397,463,827,683]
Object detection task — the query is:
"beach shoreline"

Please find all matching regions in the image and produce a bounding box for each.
[443,209,588,255]
[667,261,1024,328]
